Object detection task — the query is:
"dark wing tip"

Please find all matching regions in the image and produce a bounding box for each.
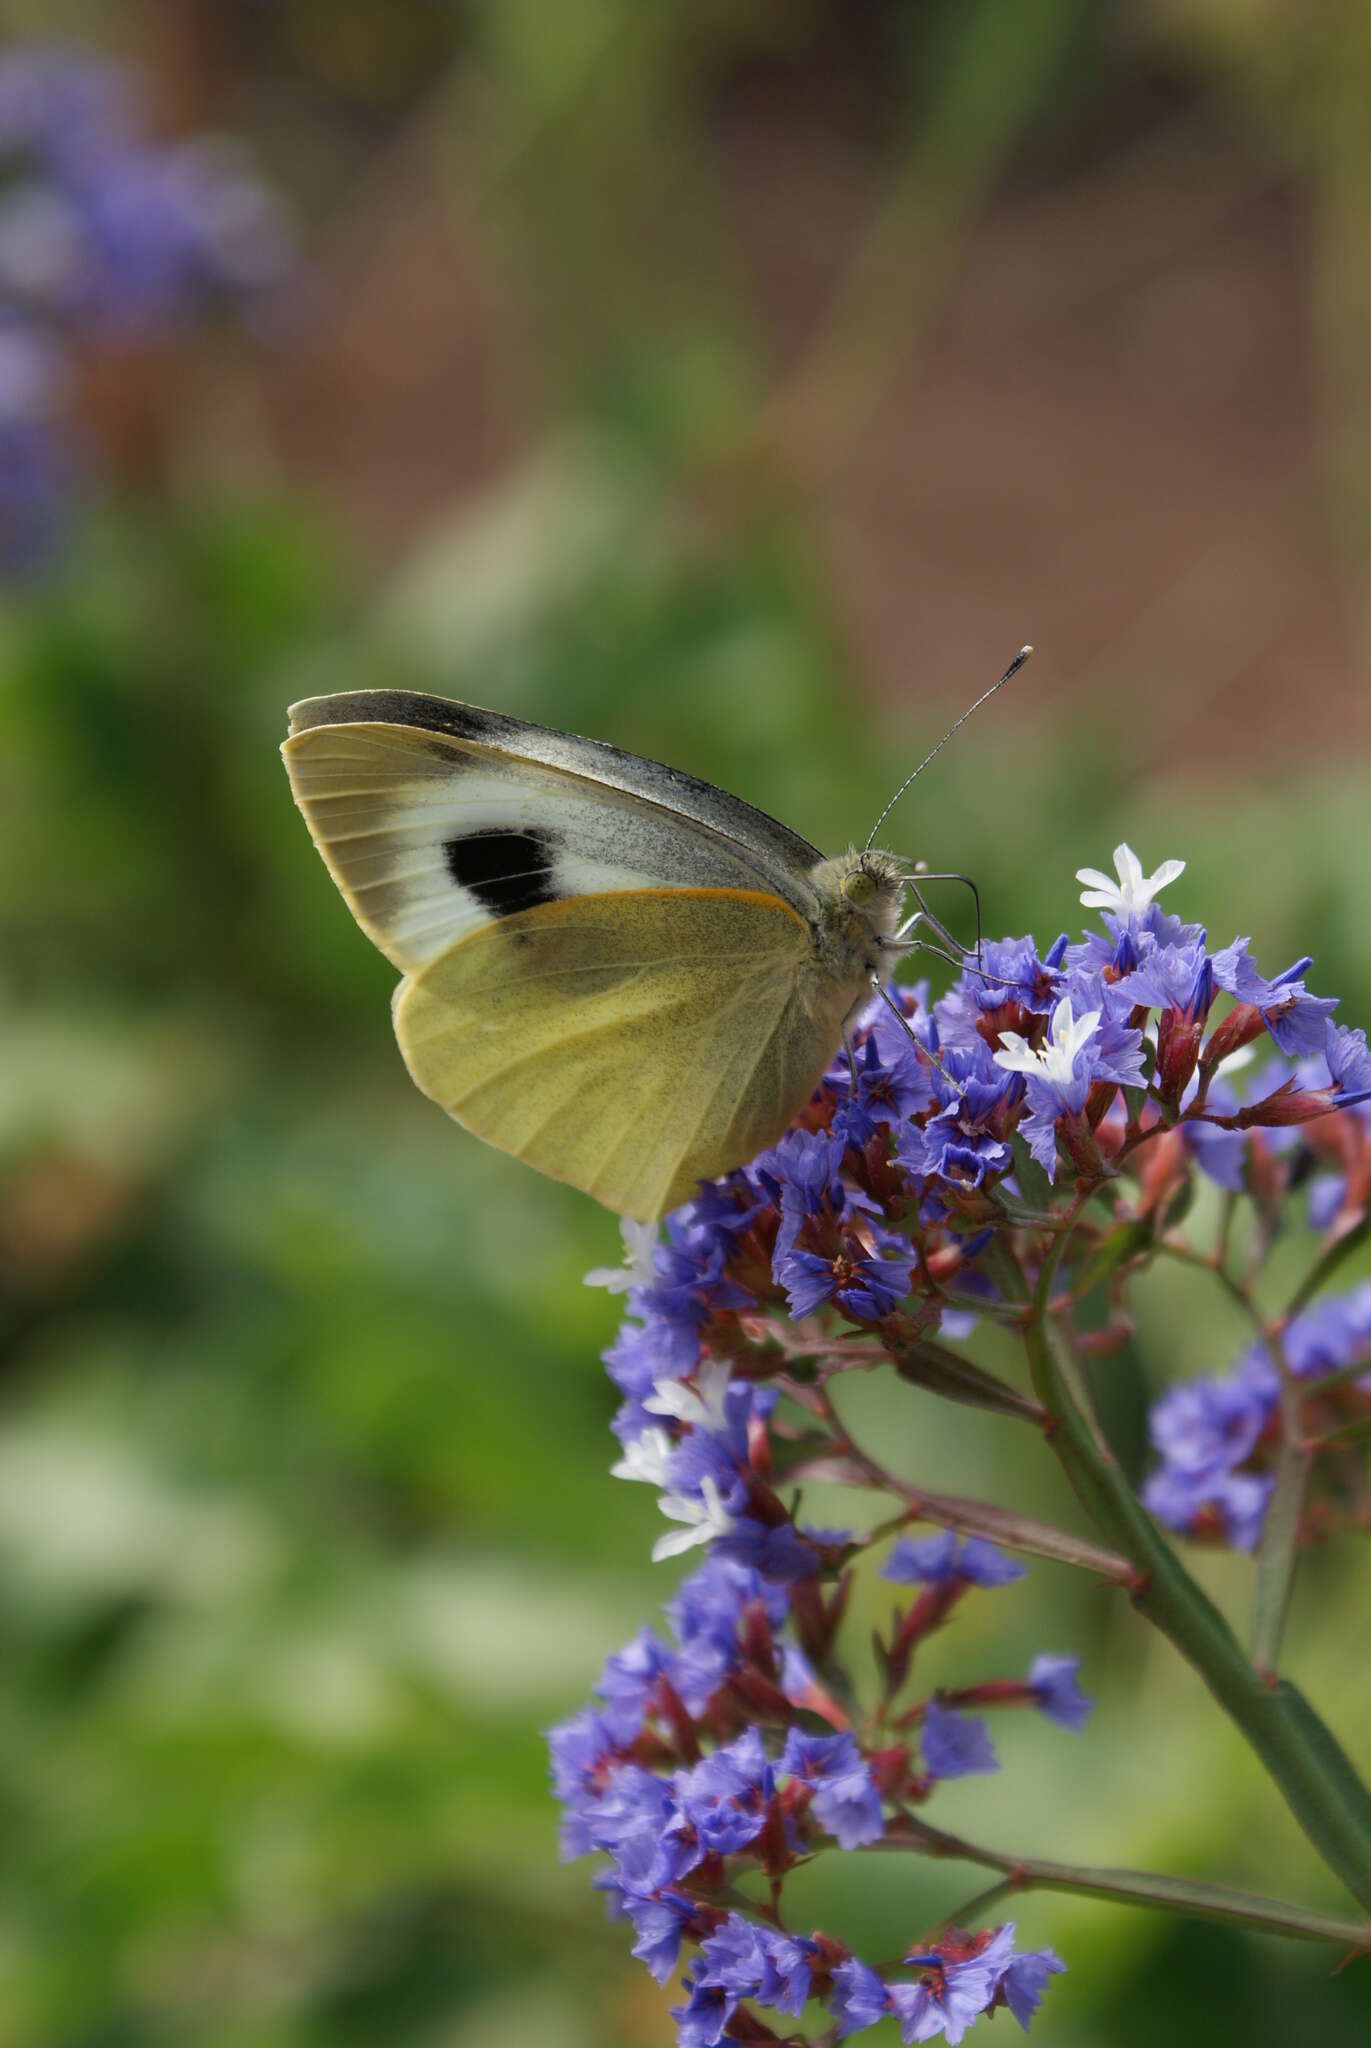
[288,690,442,736]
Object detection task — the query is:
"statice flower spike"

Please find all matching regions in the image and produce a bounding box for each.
[1076,843,1185,918]
[554,837,1371,2047]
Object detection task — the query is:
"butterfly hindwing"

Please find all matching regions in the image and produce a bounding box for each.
[392,888,849,1219]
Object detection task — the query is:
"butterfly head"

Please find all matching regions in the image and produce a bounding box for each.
[813,846,908,952]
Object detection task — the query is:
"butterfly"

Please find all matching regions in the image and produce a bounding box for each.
[282,658,1028,1219]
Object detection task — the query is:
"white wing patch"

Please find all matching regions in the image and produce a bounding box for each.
[282,719,790,973]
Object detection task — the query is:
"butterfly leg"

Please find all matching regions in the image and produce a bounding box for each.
[842,1028,859,1092]
[884,905,1020,997]
[882,909,977,975]
[908,869,985,966]
[870,963,966,1099]
[892,891,973,962]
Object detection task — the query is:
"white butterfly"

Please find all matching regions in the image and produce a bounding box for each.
[283,660,1027,1218]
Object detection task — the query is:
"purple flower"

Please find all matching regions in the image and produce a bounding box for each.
[831,1956,892,2036]
[717,1514,830,1583]
[777,1239,915,1322]
[667,1554,788,1712]
[672,1970,738,2048]
[546,1707,619,1857]
[626,1891,695,1984]
[992,991,1142,1179]
[1181,1067,1249,1191]
[603,1312,696,1400]
[0,322,69,570]
[1114,935,1213,1018]
[999,1946,1067,2029]
[585,1763,692,1894]
[1325,1022,1371,1107]
[896,1924,1017,2045]
[671,1727,774,1859]
[832,1031,933,1146]
[905,1041,1022,1189]
[1211,941,1338,1058]
[1027,1654,1093,1732]
[1148,1373,1271,1487]
[882,1532,1027,1589]
[596,1628,677,1745]
[0,45,291,333]
[696,1913,814,2017]
[1308,1173,1346,1232]
[936,934,1068,1044]
[833,1927,1064,2043]
[759,1127,882,1267]
[921,1699,999,1779]
[677,1171,771,1241]
[1142,1466,1274,1552]
[1283,1286,1371,1379]
[781,1729,884,1848]
[638,1229,753,1339]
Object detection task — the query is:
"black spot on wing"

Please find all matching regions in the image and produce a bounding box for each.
[444,828,560,919]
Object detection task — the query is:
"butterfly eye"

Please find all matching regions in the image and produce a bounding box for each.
[842,869,877,905]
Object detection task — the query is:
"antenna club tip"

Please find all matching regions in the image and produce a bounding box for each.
[1018,644,1034,660]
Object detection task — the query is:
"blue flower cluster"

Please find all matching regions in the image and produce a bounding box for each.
[0,42,291,568]
[1144,1282,1371,1550]
[561,844,1370,2039]
[594,845,1367,1575]
[549,1541,1082,2044]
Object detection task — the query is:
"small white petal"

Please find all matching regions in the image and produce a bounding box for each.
[650,1475,735,1562]
[610,1427,675,1486]
[584,1216,659,1292]
[994,1001,1099,1088]
[583,1265,631,1292]
[991,1030,1038,1076]
[651,1521,717,1562]
[1113,844,1144,893]
[1077,844,1185,918]
[645,1360,732,1432]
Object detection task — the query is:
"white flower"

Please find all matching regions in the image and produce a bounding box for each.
[994,995,1101,1088]
[610,1427,674,1487]
[651,1475,736,1562]
[1076,843,1185,918]
[583,1216,659,1293]
[644,1359,731,1433]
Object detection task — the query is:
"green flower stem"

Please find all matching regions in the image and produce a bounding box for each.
[795,1393,1137,1584]
[1251,1326,1311,1675]
[1015,1233,1371,1914]
[923,1877,1019,1938]
[1286,1213,1371,1317]
[875,1815,1371,1951]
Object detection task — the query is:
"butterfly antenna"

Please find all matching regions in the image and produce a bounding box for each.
[863,645,1033,852]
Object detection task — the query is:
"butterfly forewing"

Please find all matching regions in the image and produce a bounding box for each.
[283,691,824,972]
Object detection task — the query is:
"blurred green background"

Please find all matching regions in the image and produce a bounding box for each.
[2,2,1370,2043]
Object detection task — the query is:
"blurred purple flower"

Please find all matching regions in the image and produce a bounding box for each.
[921,1699,999,1780]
